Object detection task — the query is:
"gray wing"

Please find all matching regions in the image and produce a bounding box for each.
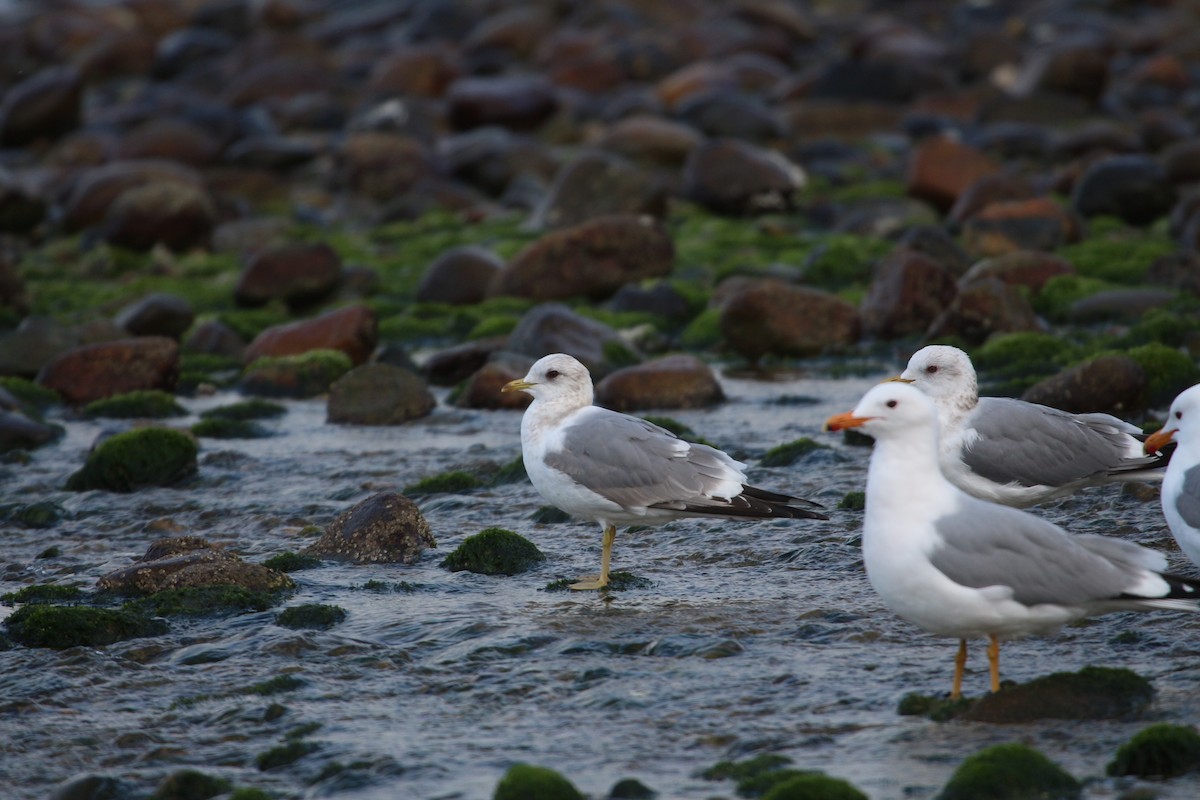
[961,398,1153,488]
[1175,464,1200,529]
[929,502,1152,606]
[543,409,744,510]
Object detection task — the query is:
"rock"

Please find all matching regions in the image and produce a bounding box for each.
[98,536,293,594]
[1162,138,1200,184]
[1106,723,1200,779]
[762,774,868,800]
[327,364,436,424]
[211,217,291,258]
[529,153,669,230]
[594,355,724,412]
[962,197,1081,257]
[506,303,633,378]
[66,428,197,493]
[239,349,353,398]
[0,244,28,313]
[452,351,534,410]
[368,43,461,97]
[948,174,1039,226]
[719,280,860,362]
[1021,355,1148,415]
[235,242,343,309]
[303,492,435,564]
[224,134,321,170]
[0,66,82,146]
[101,181,217,253]
[445,74,558,131]
[114,293,195,340]
[441,528,545,576]
[63,159,205,232]
[153,26,236,78]
[937,743,1080,800]
[182,319,246,359]
[959,251,1076,294]
[0,316,77,378]
[337,132,434,203]
[967,666,1153,724]
[1068,288,1177,323]
[676,90,785,141]
[806,58,950,104]
[37,336,179,406]
[682,138,806,215]
[440,126,559,197]
[0,169,46,235]
[0,409,59,452]
[607,282,693,322]
[423,337,511,386]
[4,605,167,649]
[491,215,674,302]
[860,249,958,339]
[83,390,185,419]
[493,763,583,800]
[896,226,972,276]
[243,304,378,366]
[924,278,1042,345]
[117,117,221,166]
[1071,155,1177,226]
[907,135,1002,213]
[415,245,503,305]
[151,770,230,800]
[49,774,128,800]
[598,114,704,167]
[223,55,335,108]
[1012,35,1111,102]
[1147,251,1200,295]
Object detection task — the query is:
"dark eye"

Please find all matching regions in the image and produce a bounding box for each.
[926,365,938,374]
[886,400,897,408]
[1176,411,1183,420]
[546,369,560,380]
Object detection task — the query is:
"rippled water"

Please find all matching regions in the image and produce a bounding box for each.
[2,366,1199,799]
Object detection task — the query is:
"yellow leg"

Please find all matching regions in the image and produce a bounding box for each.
[951,639,967,700]
[988,634,1001,693]
[570,525,616,590]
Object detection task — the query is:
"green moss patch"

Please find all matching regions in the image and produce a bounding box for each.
[609,778,657,799]
[404,470,483,496]
[0,376,62,411]
[1,584,83,605]
[531,505,572,524]
[191,418,272,439]
[256,740,318,771]
[152,769,231,800]
[897,692,974,722]
[200,399,287,420]
[762,773,867,800]
[240,349,353,398]
[838,491,865,511]
[83,390,187,419]
[262,552,322,572]
[1107,723,1200,779]
[972,332,1080,396]
[5,604,167,649]
[1056,222,1174,284]
[124,586,282,617]
[543,571,652,592]
[1122,342,1200,408]
[65,427,198,492]
[678,307,722,350]
[276,603,346,630]
[1031,274,1114,321]
[490,456,528,486]
[964,666,1153,723]
[0,500,64,528]
[246,675,306,696]
[494,763,584,800]
[760,438,830,467]
[442,528,545,576]
[937,743,1080,800]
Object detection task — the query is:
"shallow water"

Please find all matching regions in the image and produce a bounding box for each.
[2,366,1199,799]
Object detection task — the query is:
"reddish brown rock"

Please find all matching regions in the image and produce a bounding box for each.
[37,336,179,406]
[531,153,669,230]
[960,251,1076,294]
[235,242,343,309]
[657,61,739,111]
[860,249,958,339]
[0,66,82,147]
[445,74,558,131]
[598,115,704,167]
[906,135,1002,213]
[98,536,294,595]
[337,132,434,203]
[924,278,1042,345]
[244,305,377,367]
[948,174,1039,225]
[423,337,511,387]
[595,355,724,412]
[682,138,806,216]
[1012,37,1113,102]
[368,44,461,97]
[453,352,534,410]
[962,197,1082,257]
[416,246,503,305]
[303,492,436,564]
[1022,355,1148,416]
[719,280,860,362]
[490,215,674,302]
[102,181,217,252]
[63,159,205,232]
[117,117,222,166]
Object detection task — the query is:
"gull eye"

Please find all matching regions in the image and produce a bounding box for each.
[926,365,938,374]
[886,399,897,408]
[545,369,560,380]
[1176,410,1183,420]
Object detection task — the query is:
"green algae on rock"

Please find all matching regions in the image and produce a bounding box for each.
[82,389,187,419]
[493,763,584,800]
[190,417,271,439]
[151,769,231,800]
[937,743,1080,800]
[762,773,868,800]
[490,456,528,486]
[0,499,64,528]
[608,777,657,799]
[1,583,83,605]
[972,332,1078,395]
[1122,342,1200,407]
[896,692,974,722]
[701,753,794,783]
[1107,723,1200,779]
[404,469,483,496]
[262,552,322,572]
[0,376,62,412]
[256,740,319,771]
[530,505,571,524]
[5,604,168,649]
[276,603,346,630]
[543,571,651,592]
[239,349,352,398]
[838,491,866,511]
[65,427,198,492]
[124,586,283,617]
[247,675,306,696]
[760,437,831,467]
[442,528,545,576]
[199,398,287,420]
[966,666,1153,723]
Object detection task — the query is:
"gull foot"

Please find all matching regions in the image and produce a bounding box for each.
[568,575,608,590]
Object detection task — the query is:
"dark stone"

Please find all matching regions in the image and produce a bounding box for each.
[607,282,693,322]
[530,153,669,230]
[0,169,47,234]
[0,409,59,452]
[452,351,534,410]
[675,90,785,141]
[0,66,82,146]
[1147,250,1200,295]
[182,320,246,359]
[423,337,510,386]
[415,245,503,305]
[1021,355,1148,416]
[506,303,632,378]
[235,242,343,309]
[98,536,293,594]
[965,666,1153,724]
[896,226,972,276]
[860,249,958,339]
[962,197,1080,258]
[4,605,167,650]
[719,280,860,362]
[101,181,217,253]
[1067,288,1177,323]
[117,117,221,166]
[682,138,806,216]
[807,58,951,104]
[441,528,544,576]
[595,355,724,412]
[49,773,126,800]
[960,251,1076,294]
[598,115,703,167]
[445,75,558,131]
[337,132,434,203]
[0,316,79,378]
[37,337,179,406]
[327,364,436,424]
[924,278,1042,345]
[1071,155,1177,226]
[304,492,436,564]
[114,293,195,340]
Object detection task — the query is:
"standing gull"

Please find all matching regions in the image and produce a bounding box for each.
[898,344,1165,507]
[1145,384,1200,569]
[502,353,827,590]
[825,381,1200,698]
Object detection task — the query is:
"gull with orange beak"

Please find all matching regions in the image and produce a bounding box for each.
[502,353,827,590]
[1145,384,1200,569]
[825,381,1200,699]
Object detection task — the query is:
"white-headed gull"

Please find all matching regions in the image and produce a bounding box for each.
[825,381,1200,698]
[898,344,1165,507]
[502,353,827,589]
[1145,384,1200,569]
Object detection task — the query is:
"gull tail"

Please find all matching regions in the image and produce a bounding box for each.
[1120,571,1200,612]
[656,485,828,520]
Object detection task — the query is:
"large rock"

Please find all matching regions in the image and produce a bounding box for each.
[594,355,724,412]
[0,66,82,146]
[66,427,197,493]
[243,305,378,366]
[860,249,958,339]
[452,351,534,410]
[490,215,673,302]
[682,138,806,215]
[102,181,217,252]
[98,536,294,595]
[959,251,1076,294]
[598,114,704,167]
[234,242,343,309]
[423,337,510,386]
[183,320,246,359]
[962,197,1081,257]
[327,364,436,424]
[906,135,1001,213]
[719,280,860,362]
[337,132,434,203]
[0,316,78,378]
[505,303,632,378]
[117,117,221,166]
[0,409,59,453]
[37,337,179,406]
[114,293,195,340]
[63,160,205,232]
[303,492,436,564]
[1022,355,1148,415]
[924,278,1042,345]
[415,245,503,305]
[1071,155,1177,226]
[529,153,669,230]
[1067,288,1177,322]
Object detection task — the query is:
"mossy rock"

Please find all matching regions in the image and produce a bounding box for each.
[240,349,353,398]
[404,469,483,496]
[5,604,168,649]
[937,743,1080,800]
[276,603,346,630]
[760,437,830,467]
[152,768,232,800]
[490,456,527,486]
[191,418,271,439]
[179,353,243,375]
[1032,274,1114,321]
[124,586,283,617]
[964,666,1153,723]
[262,552,322,572]
[493,763,584,800]
[246,674,306,696]
[609,777,657,799]
[972,332,1079,396]
[679,308,722,350]
[799,233,892,292]
[1,583,84,605]
[531,505,572,524]
[65,427,198,493]
[442,528,545,576]
[701,753,794,782]
[256,740,318,771]
[838,491,865,511]
[1107,723,1200,779]
[896,692,974,722]
[1117,306,1200,349]
[83,390,187,419]
[1122,342,1200,408]
[1056,224,1174,284]
[228,789,273,800]
[468,314,520,339]
[0,499,65,528]
[200,399,287,420]
[762,773,868,800]
[0,376,62,411]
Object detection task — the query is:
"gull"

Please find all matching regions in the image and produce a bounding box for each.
[502,353,827,590]
[897,344,1165,507]
[1145,384,1200,569]
[825,381,1200,698]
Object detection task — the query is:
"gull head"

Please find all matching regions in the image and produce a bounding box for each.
[502,353,594,405]
[825,381,938,439]
[898,345,977,403]
[1147,383,1200,454]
